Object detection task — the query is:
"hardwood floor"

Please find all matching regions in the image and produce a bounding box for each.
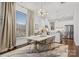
[76,46,79,57]
[0,38,79,57]
[62,39,77,57]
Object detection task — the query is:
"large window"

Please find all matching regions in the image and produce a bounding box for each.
[16,10,27,37]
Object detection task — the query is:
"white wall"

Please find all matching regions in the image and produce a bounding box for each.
[55,19,74,32]
[16,4,27,14]
[74,4,79,46]
[16,3,79,46]
[34,10,51,33]
[34,14,51,33]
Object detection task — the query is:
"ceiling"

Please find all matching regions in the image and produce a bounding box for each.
[16,2,79,21]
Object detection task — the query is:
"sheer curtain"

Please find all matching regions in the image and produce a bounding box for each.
[0,2,16,53]
[27,10,34,36]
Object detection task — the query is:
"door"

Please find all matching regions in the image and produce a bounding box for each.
[64,25,74,39]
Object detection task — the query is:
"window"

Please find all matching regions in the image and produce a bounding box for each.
[16,10,27,37]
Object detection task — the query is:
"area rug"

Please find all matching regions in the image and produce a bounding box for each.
[0,43,68,57]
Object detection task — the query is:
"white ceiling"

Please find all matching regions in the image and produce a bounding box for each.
[16,2,79,20]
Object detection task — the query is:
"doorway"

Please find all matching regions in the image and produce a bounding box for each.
[64,25,74,39]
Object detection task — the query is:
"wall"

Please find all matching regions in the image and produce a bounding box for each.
[33,7,51,33]
[16,4,27,14]
[74,4,79,46]
[34,15,51,33]
[35,16,51,32]
[55,18,74,32]
[16,3,79,46]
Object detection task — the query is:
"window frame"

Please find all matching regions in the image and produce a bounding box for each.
[16,4,28,37]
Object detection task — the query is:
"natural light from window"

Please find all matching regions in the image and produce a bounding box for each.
[16,10,27,37]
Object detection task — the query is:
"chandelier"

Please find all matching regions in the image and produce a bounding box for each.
[38,3,48,18]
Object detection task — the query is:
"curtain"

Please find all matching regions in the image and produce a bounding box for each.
[27,10,34,36]
[0,2,16,53]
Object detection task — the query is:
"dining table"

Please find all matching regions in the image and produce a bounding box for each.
[26,35,55,53]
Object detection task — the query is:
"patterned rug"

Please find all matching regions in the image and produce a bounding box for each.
[0,43,68,57]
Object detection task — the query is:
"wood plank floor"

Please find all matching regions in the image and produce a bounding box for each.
[62,39,77,57]
[0,38,78,57]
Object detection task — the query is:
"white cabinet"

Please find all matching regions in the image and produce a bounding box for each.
[50,31,61,43]
[55,32,60,43]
